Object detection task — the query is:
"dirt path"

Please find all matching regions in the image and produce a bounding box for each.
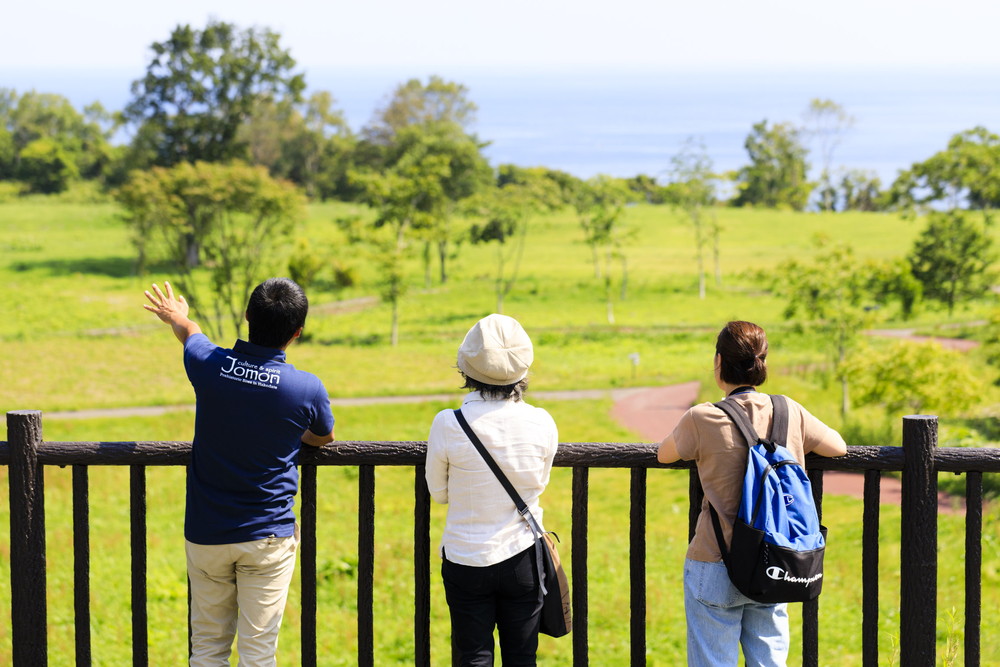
[607,382,966,514]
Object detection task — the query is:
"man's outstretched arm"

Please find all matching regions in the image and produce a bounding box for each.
[143,281,202,343]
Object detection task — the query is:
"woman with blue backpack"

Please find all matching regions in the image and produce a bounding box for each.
[657,320,847,666]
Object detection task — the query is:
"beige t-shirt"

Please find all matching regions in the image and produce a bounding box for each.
[672,391,838,562]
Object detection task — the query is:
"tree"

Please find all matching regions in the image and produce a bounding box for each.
[888,126,1000,213]
[468,166,562,313]
[363,76,477,145]
[665,138,720,298]
[360,77,490,285]
[863,258,923,320]
[732,120,812,210]
[573,175,634,323]
[773,238,879,416]
[0,88,113,185]
[239,91,354,198]
[17,138,77,193]
[116,161,304,339]
[349,147,452,345]
[625,173,667,203]
[124,21,305,168]
[390,124,491,285]
[907,210,995,316]
[802,99,854,211]
[842,341,979,415]
[840,169,883,212]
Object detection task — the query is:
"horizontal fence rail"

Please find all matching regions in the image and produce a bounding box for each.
[4,410,1000,666]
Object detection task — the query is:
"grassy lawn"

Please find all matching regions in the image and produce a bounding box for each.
[1,195,998,664]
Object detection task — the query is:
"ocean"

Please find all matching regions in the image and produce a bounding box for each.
[4,65,998,185]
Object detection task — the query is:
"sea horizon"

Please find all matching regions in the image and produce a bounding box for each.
[3,64,998,185]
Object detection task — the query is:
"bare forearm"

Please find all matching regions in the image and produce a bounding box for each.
[302,429,335,447]
[170,318,202,344]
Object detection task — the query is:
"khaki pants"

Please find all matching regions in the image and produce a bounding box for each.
[186,531,298,667]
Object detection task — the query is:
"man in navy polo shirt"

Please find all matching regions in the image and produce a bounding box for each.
[144,278,335,667]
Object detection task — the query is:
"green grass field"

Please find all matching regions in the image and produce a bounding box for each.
[1,194,999,664]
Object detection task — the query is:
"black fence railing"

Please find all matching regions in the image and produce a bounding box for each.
[4,410,1000,666]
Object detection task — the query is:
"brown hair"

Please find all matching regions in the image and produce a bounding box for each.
[715,321,768,387]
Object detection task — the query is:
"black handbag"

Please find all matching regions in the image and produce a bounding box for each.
[453,409,572,637]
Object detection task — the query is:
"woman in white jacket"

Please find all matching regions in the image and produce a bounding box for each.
[425,314,558,666]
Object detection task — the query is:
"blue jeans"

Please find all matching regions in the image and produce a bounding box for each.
[683,558,789,667]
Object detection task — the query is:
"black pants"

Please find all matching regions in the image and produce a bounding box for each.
[442,544,541,666]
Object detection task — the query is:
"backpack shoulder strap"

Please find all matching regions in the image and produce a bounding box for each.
[769,394,789,447]
[712,397,760,449]
[707,397,760,567]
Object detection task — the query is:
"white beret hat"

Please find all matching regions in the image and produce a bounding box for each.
[457,314,534,385]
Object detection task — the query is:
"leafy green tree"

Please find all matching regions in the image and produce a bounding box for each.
[499,165,582,207]
[116,161,304,339]
[240,91,354,198]
[625,173,667,203]
[124,21,305,168]
[908,210,996,316]
[363,76,477,145]
[863,257,923,320]
[0,89,113,185]
[840,169,883,212]
[773,238,878,416]
[573,175,634,323]
[359,78,491,284]
[665,138,720,298]
[468,166,562,313]
[733,120,812,210]
[349,147,451,345]
[17,138,78,193]
[888,126,1000,212]
[0,126,14,179]
[842,341,980,415]
[399,125,492,285]
[802,99,854,211]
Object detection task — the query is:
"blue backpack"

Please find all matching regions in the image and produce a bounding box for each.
[708,394,826,603]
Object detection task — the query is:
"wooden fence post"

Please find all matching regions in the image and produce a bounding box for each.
[8,410,47,666]
[899,414,937,666]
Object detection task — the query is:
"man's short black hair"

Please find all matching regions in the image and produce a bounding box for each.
[246,278,308,348]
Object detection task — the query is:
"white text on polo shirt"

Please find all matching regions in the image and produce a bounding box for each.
[220,356,281,388]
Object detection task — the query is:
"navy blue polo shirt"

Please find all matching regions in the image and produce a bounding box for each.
[183,334,335,545]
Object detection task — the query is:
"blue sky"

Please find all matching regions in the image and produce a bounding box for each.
[3,0,997,181]
[4,0,1000,73]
